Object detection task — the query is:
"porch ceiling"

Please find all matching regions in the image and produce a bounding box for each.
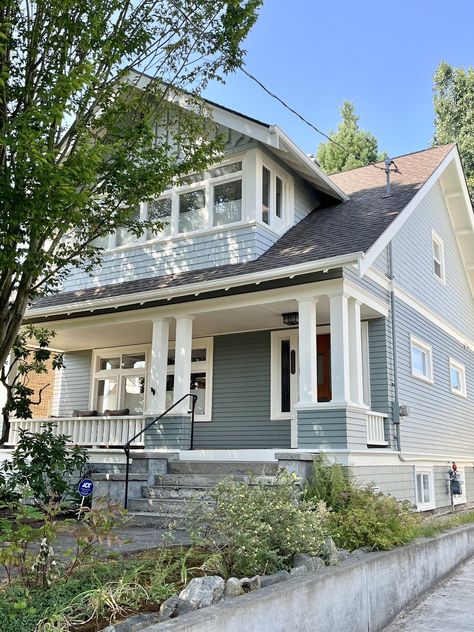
[46,298,381,352]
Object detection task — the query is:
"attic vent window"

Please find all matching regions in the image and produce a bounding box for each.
[432,230,445,283]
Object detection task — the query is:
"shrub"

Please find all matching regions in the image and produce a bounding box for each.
[1,423,88,504]
[190,471,328,578]
[304,455,420,551]
[328,488,420,550]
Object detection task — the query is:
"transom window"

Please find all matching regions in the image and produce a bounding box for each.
[166,338,213,421]
[410,336,433,383]
[449,358,467,397]
[432,231,445,283]
[415,469,435,510]
[92,347,148,414]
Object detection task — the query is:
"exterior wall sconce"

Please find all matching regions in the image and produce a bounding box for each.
[282,312,299,326]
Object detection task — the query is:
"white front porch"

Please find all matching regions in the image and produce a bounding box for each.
[12,278,391,451]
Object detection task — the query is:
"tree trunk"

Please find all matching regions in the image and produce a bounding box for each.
[0,406,11,447]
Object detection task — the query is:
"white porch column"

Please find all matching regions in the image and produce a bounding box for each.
[173,315,194,414]
[297,298,318,405]
[147,318,170,414]
[348,298,365,405]
[329,292,351,405]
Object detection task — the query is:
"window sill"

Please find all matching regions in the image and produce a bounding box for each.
[411,372,434,385]
[451,388,467,399]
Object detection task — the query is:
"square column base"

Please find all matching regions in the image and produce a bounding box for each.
[297,405,368,450]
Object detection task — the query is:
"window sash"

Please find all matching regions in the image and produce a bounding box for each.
[410,337,433,382]
[450,359,466,396]
[432,233,445,281]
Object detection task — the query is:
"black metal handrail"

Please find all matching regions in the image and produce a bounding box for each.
[123,393,197,509]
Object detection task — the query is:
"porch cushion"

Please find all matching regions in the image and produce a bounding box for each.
[103,408,130,416]
[72,409,98,417]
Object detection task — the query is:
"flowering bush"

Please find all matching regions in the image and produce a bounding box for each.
[190,471,328,577]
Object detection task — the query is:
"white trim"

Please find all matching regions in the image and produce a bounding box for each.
[410,335,434,384]
[361,321,371,407]
[449,357,467,398]
[415,467,436,511]
[270,329,298,421]
[359,147,458,275]
[431,229,446,284]
[364,266,474,349]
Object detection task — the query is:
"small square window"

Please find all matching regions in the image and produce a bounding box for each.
[432,231,445,283]
[449,359,467,397]
[410,336,433,383]
[416,470,435,510]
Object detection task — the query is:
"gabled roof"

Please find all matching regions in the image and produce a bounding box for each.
[29,144,460,316]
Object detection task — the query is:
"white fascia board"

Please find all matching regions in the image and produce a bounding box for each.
[359,147,458,276]
[26,252,363,319]
[208,104,279,148]
[271,126,349,202]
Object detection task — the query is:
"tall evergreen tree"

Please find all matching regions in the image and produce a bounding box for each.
[316,101,385,173]
[433,61,474,200]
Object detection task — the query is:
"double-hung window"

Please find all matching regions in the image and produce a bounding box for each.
[92,347,147,414]
[410,336,433,383]
[415,469,435,510]
[165,338,213,421]
[449,358,467,397]
[432,231,445,283]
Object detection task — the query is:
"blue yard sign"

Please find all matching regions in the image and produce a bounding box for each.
[78,479,94,497]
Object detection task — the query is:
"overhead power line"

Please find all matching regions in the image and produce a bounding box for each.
[239,65,400,174]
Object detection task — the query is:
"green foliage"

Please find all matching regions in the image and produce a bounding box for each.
[303,453,352,511]
[304,456,420,551]
[0,0,262,372]
[328,488,420,551]
[316,101,386,173]
[190,471,328,578]
[433,61,474,200]
[1,422,88,504]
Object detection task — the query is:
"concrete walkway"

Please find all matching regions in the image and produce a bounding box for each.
[385,555,474,631]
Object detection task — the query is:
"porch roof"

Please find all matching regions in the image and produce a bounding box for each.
[30,144,454,315]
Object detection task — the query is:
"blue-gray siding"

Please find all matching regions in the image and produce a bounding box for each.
[193,331,291,449]
[368,318,396,448]
[297,406,367,450]
[395,298,474,455]
[52,350,92,416]
[392,181,474,338]
[351,465,415,504]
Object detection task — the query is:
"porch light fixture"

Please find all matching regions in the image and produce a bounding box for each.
[282,312,299,326]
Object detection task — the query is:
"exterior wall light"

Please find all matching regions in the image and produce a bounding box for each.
[282,312,299,326]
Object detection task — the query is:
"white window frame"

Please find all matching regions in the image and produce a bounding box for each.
[270,329,298,421]
[432,230,446,284]
[453,466,467,505]
[410,335,434,384]
[449,358,467,398]
[166,337,213,422]
[415,468,435,511]
[257,151,294,232]
[90,345,149,414]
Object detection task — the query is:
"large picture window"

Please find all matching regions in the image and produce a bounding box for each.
[92,347,147,415]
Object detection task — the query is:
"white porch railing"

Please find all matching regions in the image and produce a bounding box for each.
[366,411,388,446]
[9,416,146,448]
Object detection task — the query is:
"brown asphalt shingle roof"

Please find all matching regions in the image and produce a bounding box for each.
[32,144,455,311]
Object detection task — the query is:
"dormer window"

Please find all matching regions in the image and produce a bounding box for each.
[260,160,291,229]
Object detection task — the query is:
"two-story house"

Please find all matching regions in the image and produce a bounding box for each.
[14,97,474,515]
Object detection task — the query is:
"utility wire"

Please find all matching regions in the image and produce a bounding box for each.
[239,65,400,174]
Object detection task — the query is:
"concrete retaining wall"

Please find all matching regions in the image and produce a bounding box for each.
[147,524,474,632]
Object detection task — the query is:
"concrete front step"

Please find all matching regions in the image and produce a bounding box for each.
[168,460,279,476]
[155,473,277,488]
[144,485,213,500]
[127,497,214,516]
[127,511,189,530]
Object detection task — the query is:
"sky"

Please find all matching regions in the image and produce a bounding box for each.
[203,0,474,160]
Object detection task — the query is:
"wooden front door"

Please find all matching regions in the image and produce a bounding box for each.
[317,334,332,402]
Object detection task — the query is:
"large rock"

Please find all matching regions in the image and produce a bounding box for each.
[260,570,290,587]
[240,575,261,592]
[290,565,308,577]
[179,576,225,609]
[338,548,351,562]
[115,613,162,631]
[312,556,326,570]
[159,596,195,619]
[224,577,244,598]
[292,553,315,572]
[350,548,367,559]
[320,537,340,566]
